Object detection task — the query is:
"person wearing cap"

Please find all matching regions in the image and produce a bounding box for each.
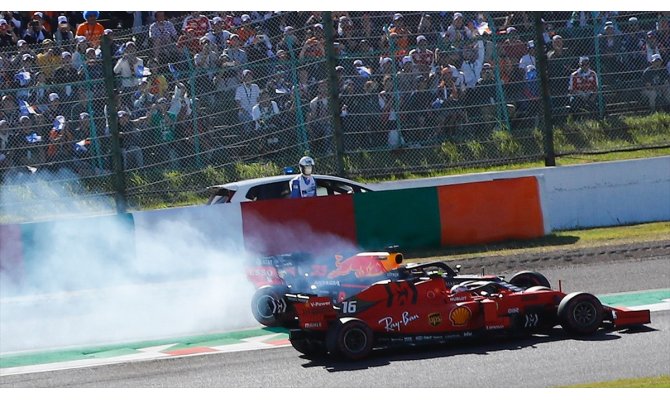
[568,56,599,117]
[471,62,502,122]
[461,39,486,89]
[182,11,211,38]
[389,13,411,58]
[641,54,670,112]
[336,15,357,54]
[409,34,434,75]
[36,39,60,80]
[446,12,473,45]
[176,26,203,56]
[149,82,189,169]
[22,13,52,45]
[222,34,248,67]
[54,15,74,47]
[518,40,536,74]
[235,69,261,135]
[114,41,144,92]
[149,12,178,64]
[275,26,298,53]
[621,16,647,72]
[76,12,104,48]
[52,51,79,100]
[205,16,231,51]
[0,17,19,48]
[499,26,526,66]
[236,15,257,47]
[417,13,439,49]
[644,31,662,64]
[115,109,145,169]
[402,73,433,144]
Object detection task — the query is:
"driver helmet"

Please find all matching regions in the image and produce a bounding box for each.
[299,156,315,176]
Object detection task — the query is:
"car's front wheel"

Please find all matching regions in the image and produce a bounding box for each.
[250,285,293,327]
[558,292,604,335]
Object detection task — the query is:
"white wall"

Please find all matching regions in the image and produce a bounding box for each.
[369,156,670,231]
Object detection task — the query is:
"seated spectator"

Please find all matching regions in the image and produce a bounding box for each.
[45,115,73,166]
[645,31,663,63]
[205,16,231,51]
[0,17,18,48]
[641,54,670,112]
[0,95,20,126]
[72,37,89,71]
[388,13,411,56]
[145,58,168,99]
[518,41,536,76]
[53,15,73,47]
[432,67,466,139]
[461,40,485,89]
[401,75,433,144]
[36,39,61,81]
[446,12,473,47]
[223,34,248,68]
[76,11,105,48]
[149,83,189,170]
[149,11,179,65]
[53,51,80,100]
[236,14,257,47]
[11,40,37,67]
[308,79,333,155]
[113,41,144,94]
[416,14,440,49]
[409,35,433,76]
[547,35,573,113]
[499,27,526,72]
[568,56,599,118]
[251,90,281,154]
[23,16,52,45]
[182,11,211,38]
[598,22,623,84]
[15,115,44,166]
[337,15,359,55]
[117,110,145,169]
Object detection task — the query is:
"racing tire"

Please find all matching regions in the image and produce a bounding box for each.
[326,318,374,360]
[558,292,604,335]
[251,285,293,327]
[509,271,551,290]
[524,286,552,292]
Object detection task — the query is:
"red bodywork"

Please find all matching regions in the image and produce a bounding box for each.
[292,276,651,335]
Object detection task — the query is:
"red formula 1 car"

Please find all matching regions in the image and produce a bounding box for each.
[287,263,651,360]
[247,250,552,328]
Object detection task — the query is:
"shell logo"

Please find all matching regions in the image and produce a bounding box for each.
[449,306,471,326]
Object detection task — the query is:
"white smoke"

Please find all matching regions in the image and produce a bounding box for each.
[0,170,258,353]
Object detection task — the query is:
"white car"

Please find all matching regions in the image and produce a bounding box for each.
[206,174,373,204]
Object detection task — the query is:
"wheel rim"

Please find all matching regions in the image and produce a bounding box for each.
[573,301,597,326]
[343,328,368,354]
[256,294,277,319]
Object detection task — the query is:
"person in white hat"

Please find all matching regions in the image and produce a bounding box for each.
[0,17,18,48]
[54,15,74,46]
[641,54,670,112]
[568,56,599,117]
[409,34,434,75]
[446,11,473,43]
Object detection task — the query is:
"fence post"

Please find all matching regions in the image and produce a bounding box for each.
[533,12,556,166]
[184,48,203,169]
[384,25,404,144]
[101,35,127,214]
[287,37,309,154]
[322,11,345,176]
[486,13,511,132]
[593,19,606,119]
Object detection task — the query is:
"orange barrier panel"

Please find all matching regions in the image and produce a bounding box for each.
[438,177,544,246]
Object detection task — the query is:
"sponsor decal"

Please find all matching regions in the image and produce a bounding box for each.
[449,306,472,326]
[428,312,442,327]
[524,313,539,328]
[463,332,473,337]
[450,296,467,302]
[508,307,520,314]
[307,300,331,308]
[313,280,340,287]
[378,311,420,332]
[304,322,322,329]
[486,325,504,330]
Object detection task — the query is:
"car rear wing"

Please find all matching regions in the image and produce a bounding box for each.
[286,294,336,330]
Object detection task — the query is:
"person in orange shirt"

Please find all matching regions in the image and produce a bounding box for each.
[76,11,104,48]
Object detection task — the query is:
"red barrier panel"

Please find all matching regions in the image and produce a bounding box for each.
[438,177,545,246]
[241,195,357,255]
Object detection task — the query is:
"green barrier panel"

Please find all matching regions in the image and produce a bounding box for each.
[353,187,441,250]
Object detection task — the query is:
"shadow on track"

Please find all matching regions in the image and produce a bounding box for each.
[298,326,657,372]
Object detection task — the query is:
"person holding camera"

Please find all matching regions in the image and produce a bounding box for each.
[23,17,51,45]
[0,18,18,48]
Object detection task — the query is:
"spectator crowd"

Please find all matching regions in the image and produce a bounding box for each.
[1,11,669,178]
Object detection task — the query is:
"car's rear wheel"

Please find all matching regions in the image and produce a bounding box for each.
[326,318,373,360]
[509,271,551,289]
[251,285,293,327]
[558,292,603,335]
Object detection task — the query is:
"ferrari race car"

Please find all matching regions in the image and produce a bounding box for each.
[247,250,552,328]
[286,262,651,360]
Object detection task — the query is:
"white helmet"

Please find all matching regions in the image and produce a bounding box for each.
[299,156,315,176]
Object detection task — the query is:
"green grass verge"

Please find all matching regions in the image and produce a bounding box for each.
[562,375,670,388]
[405,221,670,262]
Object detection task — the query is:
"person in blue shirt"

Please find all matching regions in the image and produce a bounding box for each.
[289,156,317,198]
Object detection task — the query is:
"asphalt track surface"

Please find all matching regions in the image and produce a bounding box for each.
[1,255,669,388]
